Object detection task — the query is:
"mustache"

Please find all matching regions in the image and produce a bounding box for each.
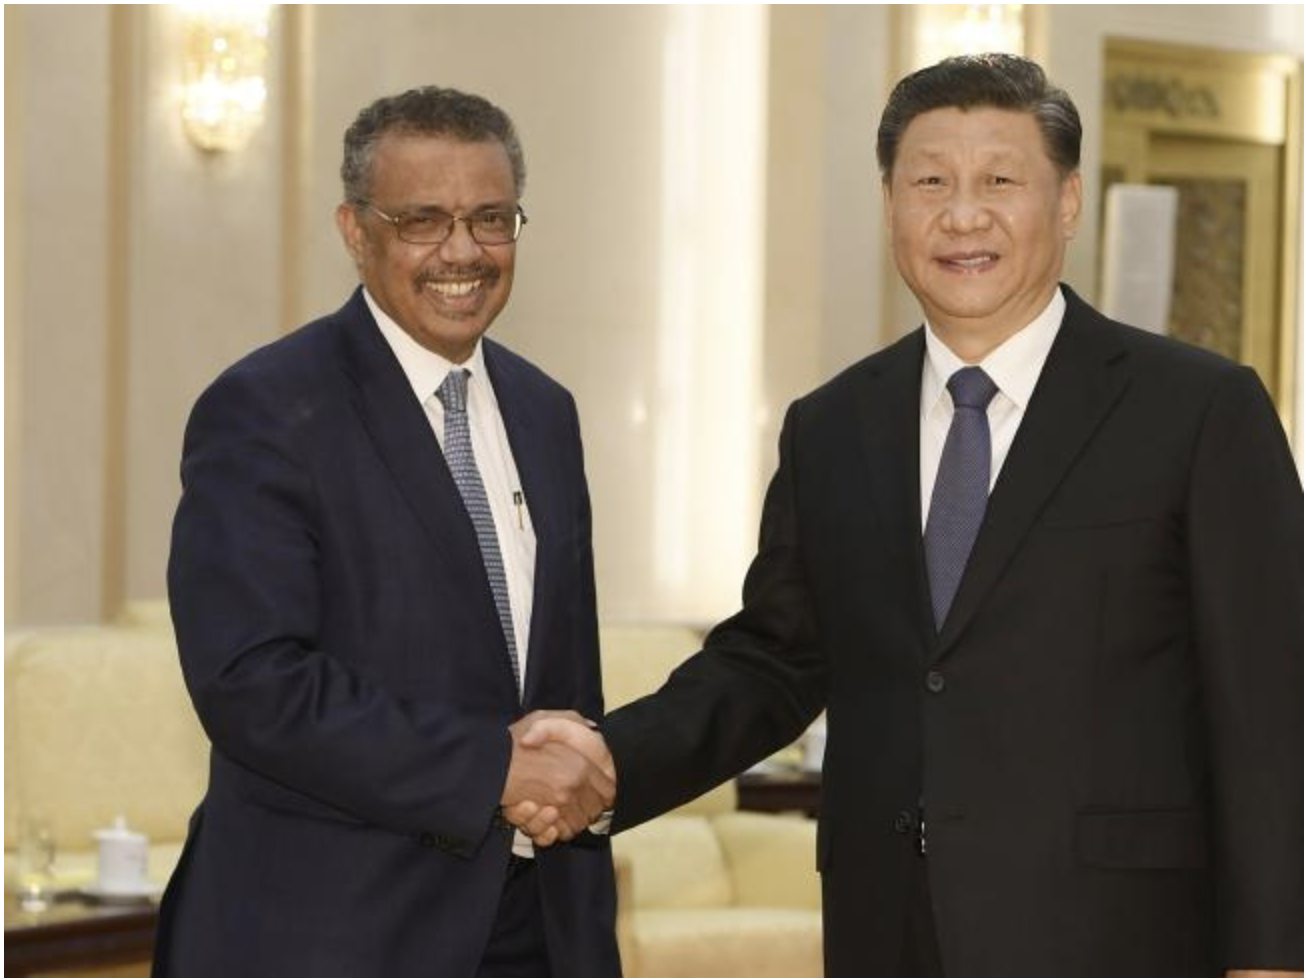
[415,266,498,286]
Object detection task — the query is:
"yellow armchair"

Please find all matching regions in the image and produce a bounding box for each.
[600,625,823,978]
[4,616,204,892]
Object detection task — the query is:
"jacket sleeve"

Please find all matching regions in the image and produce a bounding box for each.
[168,368,511,854]
[1186,365,1303,969]
[605,402,828,831]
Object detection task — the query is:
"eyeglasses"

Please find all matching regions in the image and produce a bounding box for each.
[361,202,527,246]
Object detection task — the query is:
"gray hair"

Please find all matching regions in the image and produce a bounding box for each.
[877,54,1081,180]
[341,86,526,203]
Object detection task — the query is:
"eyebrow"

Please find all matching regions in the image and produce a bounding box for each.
[404,200,518,215]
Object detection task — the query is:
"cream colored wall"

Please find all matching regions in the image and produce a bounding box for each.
[755,5,895,490]
[121,9,291,606]
[5,7,25,624]
[4,5,1300,627]
[6,5,849,626]
[1040,3,1305,299]
[1040,4,1305,466]
[8,5,295,624]
[297,6,786,622]
[8,7,115,622]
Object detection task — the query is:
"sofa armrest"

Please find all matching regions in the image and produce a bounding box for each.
[611,815,733,909]
[712,811,820,909]
[613,851,638,977]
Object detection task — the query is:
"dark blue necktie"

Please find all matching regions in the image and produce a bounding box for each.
[437,369,521,694]
[924,366,999,630]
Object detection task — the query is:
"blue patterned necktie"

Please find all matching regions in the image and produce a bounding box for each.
[436,369,521,694]
[924,366,999,630]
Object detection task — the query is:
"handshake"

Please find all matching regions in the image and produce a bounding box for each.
[499,710,616,847]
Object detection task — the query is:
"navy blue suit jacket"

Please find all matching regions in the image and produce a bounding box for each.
[155,289,619,976]
[604,286,1302,975]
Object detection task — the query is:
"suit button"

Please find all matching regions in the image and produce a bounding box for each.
[419,832,437,849]
[893,810,914,834]
[925,671,946,694]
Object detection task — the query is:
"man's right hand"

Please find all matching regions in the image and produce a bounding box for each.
[500,711,615,845]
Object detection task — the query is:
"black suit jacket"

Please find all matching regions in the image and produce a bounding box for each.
[604,286,1302,976]
[155,289,619,976]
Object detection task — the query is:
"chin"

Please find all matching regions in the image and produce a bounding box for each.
[929,285,1008,317]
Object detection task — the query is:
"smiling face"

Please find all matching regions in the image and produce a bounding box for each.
[336,133,518,363]
[884,107,1081,359]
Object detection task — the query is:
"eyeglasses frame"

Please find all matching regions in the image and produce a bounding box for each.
[358,201,528,246]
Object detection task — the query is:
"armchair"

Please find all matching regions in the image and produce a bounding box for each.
[599,625,823,978]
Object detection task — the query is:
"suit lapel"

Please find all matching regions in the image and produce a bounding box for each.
[334,290,494,617]
[934,290,1131,658]
[483,341,561,706]
[853,330,938,649]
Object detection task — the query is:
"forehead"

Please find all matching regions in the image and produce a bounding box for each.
[897,107,1050,166]
[369,133,516,202]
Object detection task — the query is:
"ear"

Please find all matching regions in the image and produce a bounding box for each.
[335,202,366,268]
[1059,170,1083,240]
[881,177,895,234]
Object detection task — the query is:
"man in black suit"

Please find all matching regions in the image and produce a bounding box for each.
[156,87,618,976]
[519,55,1302,976]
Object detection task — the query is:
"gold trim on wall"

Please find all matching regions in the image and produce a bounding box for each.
[1105,39,1293,145]
[279,4,311,335]
[5,6,25,625]
[1280,62,1301,445]
[1103,38,1302,444]
[102,5,134,620]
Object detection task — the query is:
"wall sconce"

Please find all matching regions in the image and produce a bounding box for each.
[179,3,271,153]
[911,4,1025,70]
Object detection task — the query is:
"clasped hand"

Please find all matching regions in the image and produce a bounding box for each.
[500,710,615,847]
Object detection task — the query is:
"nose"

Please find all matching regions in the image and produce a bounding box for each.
[939,189,993,235]
[437,216,483,262]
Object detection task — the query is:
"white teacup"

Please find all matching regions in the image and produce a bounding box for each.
[93,816,149,893]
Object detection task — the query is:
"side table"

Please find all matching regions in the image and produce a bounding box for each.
[5,893,158,978]
[735,769,822,818]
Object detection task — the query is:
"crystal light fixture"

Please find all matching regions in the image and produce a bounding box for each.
[912,4,1025,70]
[179,3,271,153]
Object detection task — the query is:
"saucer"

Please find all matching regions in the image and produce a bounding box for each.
[81,881,163,904]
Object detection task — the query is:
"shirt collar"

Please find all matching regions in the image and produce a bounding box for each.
[921,287,1065,414]
[363,288,488,403]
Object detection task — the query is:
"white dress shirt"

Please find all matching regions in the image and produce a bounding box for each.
[367,292,541,858]
[365,290,537,690]
[920,288,1066,530]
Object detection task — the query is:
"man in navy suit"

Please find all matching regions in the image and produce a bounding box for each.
[520,55,1302,976]
[155,87,619,977]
